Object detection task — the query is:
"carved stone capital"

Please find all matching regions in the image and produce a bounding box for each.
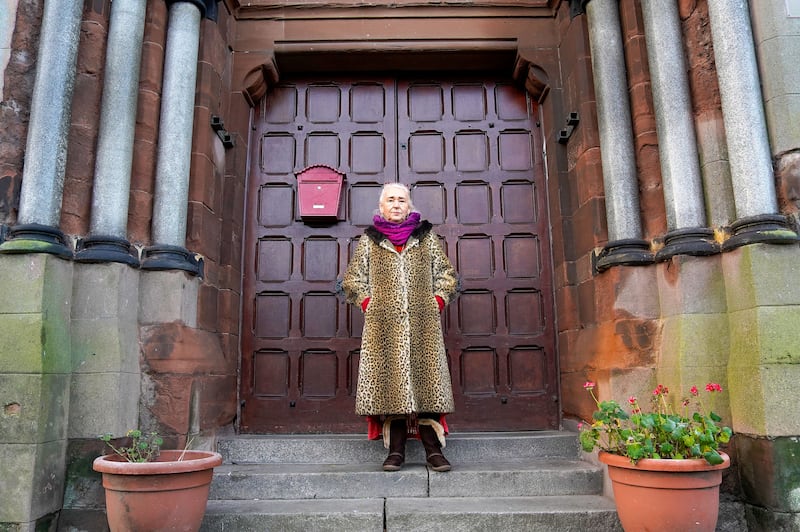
[233,52,280,107]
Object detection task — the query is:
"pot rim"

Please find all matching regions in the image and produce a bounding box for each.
[598,450,730,472]
[93,449,223,475]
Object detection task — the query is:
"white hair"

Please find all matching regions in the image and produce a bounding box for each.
[378,183,415,212]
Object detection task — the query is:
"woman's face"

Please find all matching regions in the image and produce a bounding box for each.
[380,187,411,223]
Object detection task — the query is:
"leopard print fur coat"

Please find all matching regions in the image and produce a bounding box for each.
[341,220,458,416]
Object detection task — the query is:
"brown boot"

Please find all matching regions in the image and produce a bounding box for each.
[419,423,451,472]
[382,418,407,471]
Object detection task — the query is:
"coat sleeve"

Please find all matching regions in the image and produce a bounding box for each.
[341,236,371,307]
[428,234,458,305]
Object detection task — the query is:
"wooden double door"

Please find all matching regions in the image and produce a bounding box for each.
[240,76,558,433]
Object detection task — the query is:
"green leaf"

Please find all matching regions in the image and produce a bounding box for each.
[704,450,724,465]
[710,411,722,422]
[579,431,597,452]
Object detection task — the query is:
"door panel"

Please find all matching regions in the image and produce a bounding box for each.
[241,77,557,433]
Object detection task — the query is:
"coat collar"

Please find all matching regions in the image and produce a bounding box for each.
[365,220,433,246]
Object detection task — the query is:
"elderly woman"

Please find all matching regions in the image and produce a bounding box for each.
[341,183,458,472]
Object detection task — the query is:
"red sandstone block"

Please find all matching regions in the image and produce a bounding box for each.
[200,20,229,70]
[130,139,157,191]
[127,190,152,244]
[575,97,599,152]
[142,322,227,372]
[629,84,656,134]
[561,370,599,422]
[144,0,168,43]
[227,141,248,182]
[218,289,240,335]
[138,42,165,94]
[195,61,222,111]
[192,106,215,155]
[189,153,219,212]
[201,375,238,427]
[225,229,243,274]
[61,178,93,235]
[71,74,103,130]
[571,197,607,252]
[623,35,650,87]
[221,176,245,223]
[218,263,242,293]
[776,153,800,213]
[575,148,604,205]
[198,283,219,332]
[218,221,236,268]
[227,93,252,144]
[218,333,239,369]
[142,374,237,436]
[65,125,98,180]
[186,201,221,262]
[84,0,111,19]
[136,90,162,139]
[619,0,645,39]
[560,17,591,71]
[556,285,579,332]
[576,277,597,325]
[78,20,108,74]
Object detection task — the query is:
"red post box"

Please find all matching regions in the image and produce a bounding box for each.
[296,165,345,221]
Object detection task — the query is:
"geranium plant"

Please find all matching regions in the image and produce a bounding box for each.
[579,381,733,465]
[99,429,163,462]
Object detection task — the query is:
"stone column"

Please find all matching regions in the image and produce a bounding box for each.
[707,0,798,249]
[0,0,83,258]
[585,0,652,271]
[640,0,717,260]
[141,1,204,274]
[75,0,147,266]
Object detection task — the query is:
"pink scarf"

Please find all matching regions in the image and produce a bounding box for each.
[372,212,421,246]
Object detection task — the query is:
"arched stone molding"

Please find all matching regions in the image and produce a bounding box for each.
[512,52,551,104]
[235,52,280,108]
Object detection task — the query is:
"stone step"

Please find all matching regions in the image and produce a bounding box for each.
[217,430,580,465]
[209,460,603,500]
[202,431,622,531]
[201,495,622,532]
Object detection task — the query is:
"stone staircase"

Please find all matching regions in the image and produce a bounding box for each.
[201,431,623,531]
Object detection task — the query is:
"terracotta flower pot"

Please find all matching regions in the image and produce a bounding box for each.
[93,449,223,532]
[599,451,730,532]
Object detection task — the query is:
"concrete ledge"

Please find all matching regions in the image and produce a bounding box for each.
[201,498,385,532]
[217,431,581,465]
[386,495,621,531]
[210,463,429,500]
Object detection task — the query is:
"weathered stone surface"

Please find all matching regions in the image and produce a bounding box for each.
[659,312,730,368]
[776,150,800,215]
[138,270,198,326]
[0,440,66,523]
[737,435,800,513]
[71,263,139,320]
[385,495,620,532]
[0,255,48,313]
[68,371,139,439]
[729,364,800,436]
[722,245,800,312]
[729,306,800,366]
[745,504,800,532]
[0,373,69,443]
[71,318,139,374]
[0,314,50,373]
[0,263,72,374]
[61,438,108,513]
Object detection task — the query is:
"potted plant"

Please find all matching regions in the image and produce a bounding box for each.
[579,381,733,532]
[93,429,223,532]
